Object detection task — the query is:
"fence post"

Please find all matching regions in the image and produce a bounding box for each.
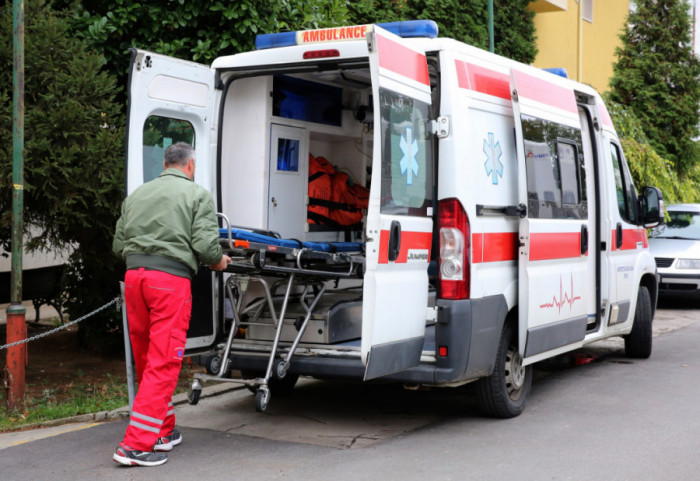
[5,0,26,411]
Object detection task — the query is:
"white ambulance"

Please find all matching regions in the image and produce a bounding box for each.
[125,20,665,417]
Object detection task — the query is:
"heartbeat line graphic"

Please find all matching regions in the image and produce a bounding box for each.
[539,273,581,313]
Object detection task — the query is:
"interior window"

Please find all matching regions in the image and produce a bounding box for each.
[610,142,637,224]
[276,138,300,173]
[378,87,433,216]
[143,116,195,182]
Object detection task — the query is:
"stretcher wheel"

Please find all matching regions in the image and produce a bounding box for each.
[255,386,270,412]
[188,380,202,406]
[273,359,288,380]
[206,355,230,377]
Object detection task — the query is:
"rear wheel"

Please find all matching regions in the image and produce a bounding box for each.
[476,322,532,418]
[624,285,652,359]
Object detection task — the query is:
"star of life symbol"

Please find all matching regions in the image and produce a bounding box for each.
[399,126,419,186]
[483,132,503,185]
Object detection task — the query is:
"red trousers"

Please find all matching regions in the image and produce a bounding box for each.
[122,268,191,451]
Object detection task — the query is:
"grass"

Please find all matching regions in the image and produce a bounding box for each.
[0,362,201,432]
[0,373,129,432]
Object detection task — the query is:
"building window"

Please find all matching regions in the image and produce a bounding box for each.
[582,0,593,23]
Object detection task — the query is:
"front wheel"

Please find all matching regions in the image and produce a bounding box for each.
[624,285,652,359]
[476,322,532,418]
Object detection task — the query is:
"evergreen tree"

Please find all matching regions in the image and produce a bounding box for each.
[609,0,700,174]
[0,1,125,351]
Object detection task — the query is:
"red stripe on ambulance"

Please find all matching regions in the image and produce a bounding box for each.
[378,230,432,264]
[376,33,430,86]
[512,70,578,115]
[455,60,510,100]
[597,98,615,129]
[472,232,518,263]
[530,232,584,261]
[611,228,648,251]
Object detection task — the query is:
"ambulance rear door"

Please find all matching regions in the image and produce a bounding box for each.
[126,49,218,352]
[361,26,434,380]
[510,68,592,361]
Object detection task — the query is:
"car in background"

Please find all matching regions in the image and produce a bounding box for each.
[648,204,700,294]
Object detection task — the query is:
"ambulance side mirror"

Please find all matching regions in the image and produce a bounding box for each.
[639,186,665,228]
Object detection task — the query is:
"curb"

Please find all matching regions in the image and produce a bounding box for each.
[4,383,244,433]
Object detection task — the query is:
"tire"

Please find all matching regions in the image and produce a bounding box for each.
[204,355,231,377]
[476,322,532,418]
[255,387,270,413]
[188,388,201,405]
[624,285,652,359]
[241,371,299,396]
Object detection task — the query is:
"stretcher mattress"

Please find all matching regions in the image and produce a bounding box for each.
[219,228,363,253]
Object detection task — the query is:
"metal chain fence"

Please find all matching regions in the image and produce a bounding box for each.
[0,297,121,351]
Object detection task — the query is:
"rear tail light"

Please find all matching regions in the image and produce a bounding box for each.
[438,198,470,299]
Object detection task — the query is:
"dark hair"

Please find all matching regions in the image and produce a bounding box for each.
[164,142,194,167]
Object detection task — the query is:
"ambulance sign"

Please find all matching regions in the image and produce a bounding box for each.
[297,25,371,45]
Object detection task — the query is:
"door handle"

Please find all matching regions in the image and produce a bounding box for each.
[388,220,401,262]
[616,222,623,250]
[580,224,588,256]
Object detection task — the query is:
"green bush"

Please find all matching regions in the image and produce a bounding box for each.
[605,97,700,204]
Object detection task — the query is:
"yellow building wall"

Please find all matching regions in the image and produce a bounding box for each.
[530,0,630,92]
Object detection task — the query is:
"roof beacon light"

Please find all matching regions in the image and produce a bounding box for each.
[255,20,438,50]
[543,68,569,79]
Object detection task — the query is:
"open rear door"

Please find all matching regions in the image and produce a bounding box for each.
[511,68,591,360]
[361,27,434,380]
[126,49,218,352]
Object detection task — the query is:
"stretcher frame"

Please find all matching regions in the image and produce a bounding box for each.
[189,214,364,412]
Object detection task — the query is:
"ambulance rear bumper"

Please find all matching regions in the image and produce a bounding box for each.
[228,294,509,385]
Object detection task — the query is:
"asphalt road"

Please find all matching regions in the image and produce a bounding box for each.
[2,292,699,481]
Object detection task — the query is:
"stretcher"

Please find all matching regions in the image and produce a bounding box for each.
[188,214,365,412]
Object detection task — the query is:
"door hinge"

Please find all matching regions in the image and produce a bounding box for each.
[431,116,450,139]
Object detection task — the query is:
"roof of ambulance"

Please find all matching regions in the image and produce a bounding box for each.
[210,33,599,100]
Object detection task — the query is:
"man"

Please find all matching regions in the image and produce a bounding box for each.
[112,142,231,467]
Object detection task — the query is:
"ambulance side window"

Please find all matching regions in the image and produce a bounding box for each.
[521,115,587,220]
[143,116,195,182]
[378,87,433,216]
[610,142,637,224]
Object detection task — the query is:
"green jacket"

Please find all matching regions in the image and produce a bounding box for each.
[112,168,223,279]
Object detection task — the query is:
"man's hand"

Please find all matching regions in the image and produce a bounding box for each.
[210,254,231,271]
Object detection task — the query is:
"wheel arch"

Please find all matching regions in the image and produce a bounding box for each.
[640,272,658,319]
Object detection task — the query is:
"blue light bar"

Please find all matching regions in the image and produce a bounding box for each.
[543,67,569,79]
[255,31,297,50]
[376,20,438,39]
[255,20,439,50]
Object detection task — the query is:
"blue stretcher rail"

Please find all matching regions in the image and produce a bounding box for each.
[218,228,364,253]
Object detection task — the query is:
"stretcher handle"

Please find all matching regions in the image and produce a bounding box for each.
[217,213,234,250]
[296,249,356,277]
